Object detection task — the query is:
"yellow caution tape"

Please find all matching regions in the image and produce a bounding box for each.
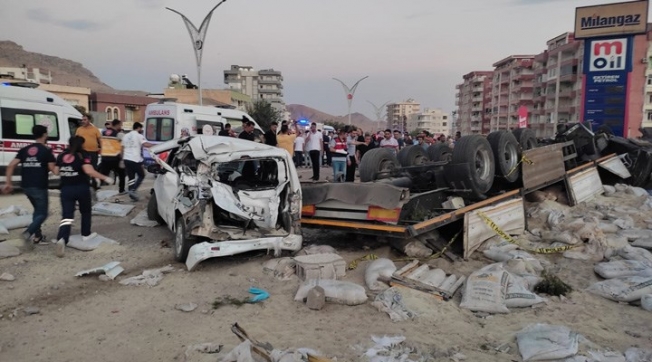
[392,230,461,263]
[476,211,579,254]
[348,254,379,270]
[506,155,534,177]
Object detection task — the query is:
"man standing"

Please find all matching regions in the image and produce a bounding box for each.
[238,121,256,141]
[264,122,278,147]
[100,119,126,194]
[219,123,233,137]
[322,130,332,167]
[305,123,323,181]
[380,129,399,154]
[2,125,55,248]
[293,132,305,168]
[75,113,102,191]
[345,127,363,182]
[122,122,154,201]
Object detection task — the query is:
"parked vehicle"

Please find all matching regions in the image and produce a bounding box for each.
[141,99,264,164]
[0,83,82,186]
[146,135,303,270]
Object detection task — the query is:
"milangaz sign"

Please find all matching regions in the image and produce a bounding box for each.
[575,0,649,39]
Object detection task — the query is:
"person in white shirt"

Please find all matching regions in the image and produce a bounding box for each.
[305,122,323,181]
[294,133,305,168]
[379,129,399,154]
[121,122,154,201]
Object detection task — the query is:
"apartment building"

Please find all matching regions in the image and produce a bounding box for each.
[531,33,583,138]
[455,71,493,135]
[387,99,420,131]
[223,65,285,111]
[642,30,652,131]
[490,55,535,132]
[0,66,52,84]
[407,108,449,135]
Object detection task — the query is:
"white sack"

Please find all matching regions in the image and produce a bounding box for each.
[641,294,652,312]
[505,273,546,308]
[294,279,367,306]
[516,323,579,361]
[92,202,135,217]
[617,246,652,268]
[459,263,510,314]
[0,215,32,230]
[631,238,652,250]
[587,276,652,302]
[130,210,160,227]
[364,258,396,291]
[594,260,652,279]
[624,348,652,362]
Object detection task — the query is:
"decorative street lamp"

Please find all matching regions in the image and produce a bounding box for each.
[166,0,227,106]
[367,100,390,131]
[332,76,369,125]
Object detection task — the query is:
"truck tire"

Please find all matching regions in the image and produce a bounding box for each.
[451,135,495,197]
[512,128,537,151]
[427,143,452,162]
[173,215,194,263]
[487,131,520,183]
[147,193,165,224]
[359,148,400,182]
[397,145,428,167]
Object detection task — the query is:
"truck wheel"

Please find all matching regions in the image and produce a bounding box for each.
[451,135,495,197]
[397,145,428,167]
[427,144,452,162]
[487,131,520,183]
[359,148,400,182]
[512,128,537,150]
[173,215,194,262]
[147,193,165,224]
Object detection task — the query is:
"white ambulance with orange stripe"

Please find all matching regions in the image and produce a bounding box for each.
[0,83,83,187]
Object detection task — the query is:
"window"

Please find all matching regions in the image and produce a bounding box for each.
[647,76,652,86]
[106,107,112,121]
[145,117,174,141]
[648,112,652,121]
[442,122,447,127]
[1,108,59,140]
[125,107,134,122]
[113,108,119,120]
[649,95,652,103]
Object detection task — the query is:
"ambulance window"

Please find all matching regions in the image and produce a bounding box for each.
[145,117,174,141]
[225,117,244,133]
[68,117,80,136]
[145,118,157,140]
[1,108,59,140]
[161,118,173,141]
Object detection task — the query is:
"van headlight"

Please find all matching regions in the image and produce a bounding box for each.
[290,192,301,215]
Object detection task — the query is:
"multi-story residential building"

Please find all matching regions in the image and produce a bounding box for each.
[223,65,285,112]
[387,99,420,131]
[531,33,583,138]
[407,108,449,135]
[490,55,535,132]
[455,71,493,135]
[642,28,652,131]
[0,66,52,84]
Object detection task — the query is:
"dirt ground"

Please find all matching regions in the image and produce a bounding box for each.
[1,173,651,362]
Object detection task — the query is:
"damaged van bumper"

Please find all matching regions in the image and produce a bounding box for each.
[185,234,303,271]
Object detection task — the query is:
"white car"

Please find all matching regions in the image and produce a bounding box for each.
[146,135,303,271]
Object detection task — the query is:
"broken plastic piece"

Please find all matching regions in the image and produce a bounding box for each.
[248,287,269,303]
[75,261,124,280]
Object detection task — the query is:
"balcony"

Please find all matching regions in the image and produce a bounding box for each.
[258,78,282,85]
[473,86,483,93]
[519,74,535,81]
[472,106,483,112]
[558,89,573,98]
[500,77,510,85]
[258,88,282,94]
[560,58,579,67]
[559,73,578,83]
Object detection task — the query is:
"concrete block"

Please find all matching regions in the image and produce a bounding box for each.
[294,253,346,281]
[306,286,325,310]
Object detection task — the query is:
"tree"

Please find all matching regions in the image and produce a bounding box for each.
[246,100,282,130]
[73,105,87,115]
[324,120,347,132]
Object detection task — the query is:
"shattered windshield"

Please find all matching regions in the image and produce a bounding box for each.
[213,159,283,190]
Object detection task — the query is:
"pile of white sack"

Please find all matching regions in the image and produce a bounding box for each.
[0,205,32,234]
[588,245,652,312]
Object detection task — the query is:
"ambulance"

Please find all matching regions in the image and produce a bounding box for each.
[141,99,264,164]
[0,83,82,186]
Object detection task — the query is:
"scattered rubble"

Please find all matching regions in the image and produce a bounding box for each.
[371,287,416,322]
[294,253,346,281]
[67,234,119,251]
[297,244,338,255]
[92,202,135,217]
[0,272,15,281]
[262,257,297,280]
[24,307,40,315]
[0,243,21,259]
[75,261,124,280]
[295,279,367,306]
[175,302,198,312]
[119,265,175,287]
[130,210,160,227]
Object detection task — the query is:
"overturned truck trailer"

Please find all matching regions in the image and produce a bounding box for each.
[301,127,641,258]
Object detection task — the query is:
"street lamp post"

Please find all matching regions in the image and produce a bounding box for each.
[367,100,390,131]
[333,76,368,125]
[166,0,227,106]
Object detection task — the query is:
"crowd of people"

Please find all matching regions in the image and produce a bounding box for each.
[2,114,152,257]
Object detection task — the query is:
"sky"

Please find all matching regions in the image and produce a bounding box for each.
[0,0,642,118]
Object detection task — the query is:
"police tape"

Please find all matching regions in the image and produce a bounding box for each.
[505,155,534,178]
[475,211,579,254]
[348,254,379,270]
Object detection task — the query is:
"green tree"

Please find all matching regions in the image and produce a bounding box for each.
[246,100,282,130]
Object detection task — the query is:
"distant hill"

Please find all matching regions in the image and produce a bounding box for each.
[287,104,385,132]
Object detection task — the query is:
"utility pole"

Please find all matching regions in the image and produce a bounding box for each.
[333,76,368,125]
[367,100,390,131]
[166,0,227,106]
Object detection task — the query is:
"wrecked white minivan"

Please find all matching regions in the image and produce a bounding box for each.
[146,136,303,271]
